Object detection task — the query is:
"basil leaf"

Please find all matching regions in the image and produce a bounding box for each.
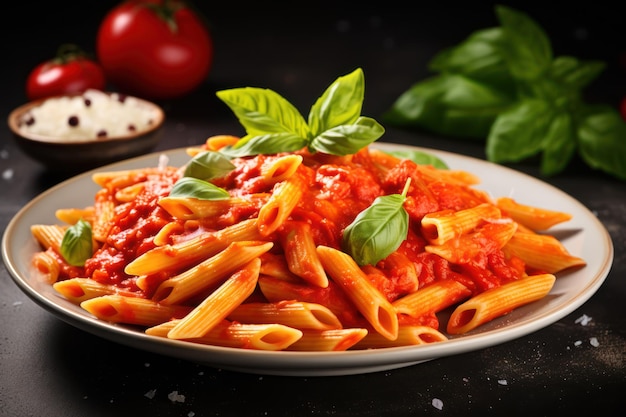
[216,87,310,138]
[496,5,552,80]
[169,177,231,200]
[308,68,364,136]
[184,151,236,180]
[341,180,410,266]
[309,117,384,155]
[383,74,513,138]
[486,99,553,162]
[578,106,626,180]
[221,133,309,158]
[384,150,448,169]
[549,56,606,91]
[429,27,514,91]
[60,219,92,267]
[540,111,577,176]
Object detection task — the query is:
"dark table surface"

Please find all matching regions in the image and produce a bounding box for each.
[1,2,625,416]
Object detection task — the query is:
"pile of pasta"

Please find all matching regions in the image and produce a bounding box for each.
[31,137,586,351]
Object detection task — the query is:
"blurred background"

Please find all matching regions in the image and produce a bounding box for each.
[4,0,624,148]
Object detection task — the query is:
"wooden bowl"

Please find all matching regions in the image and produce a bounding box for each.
[8,90,165,172]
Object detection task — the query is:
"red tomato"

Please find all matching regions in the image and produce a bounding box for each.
[26,44,106,101]
[96,0,213,100]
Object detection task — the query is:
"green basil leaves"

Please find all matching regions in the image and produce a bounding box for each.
[342,179,411,266]
[217,68,385,157]
[59,219,93,267]
[384,5,626,180]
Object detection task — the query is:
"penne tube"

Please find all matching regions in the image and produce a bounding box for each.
[227,301,342,330]
[30,224,66,251]
[287,328,368,351]
[261,154,303,184]
[55,207,95,225]
[147,319,302,351]
[421,203,502,245]
[446,273,556,334]
[496,197,572,231]
[204,135,240,151]
[158,195,264,220]
[317,245,398,341]
[258,253,303,282]
[114,182,145,202]
[257,173,305,236]
[152,221,185,247]
[32,251,61,284]
[279,220,328,288]
[167,258,261,340]
[504,232,586,273]
[125,218,263,276]
[81,295,191,326]
[152,240,272,305]
[53,277,141,304]
[354,325,448,349]
[91,190,116,242]
[392,280,472,318]
[425,222,518,264]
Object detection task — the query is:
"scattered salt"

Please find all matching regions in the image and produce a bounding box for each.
[188,413,195,417]
[144,389,156,399]
[3,169,13,180]
[432,398,443,410]
[575,314,592,326]
[589,337,599,347]
[574,340,582,346]
[168,390,186,403]
[498,380,508,386]
[13,301,22,307]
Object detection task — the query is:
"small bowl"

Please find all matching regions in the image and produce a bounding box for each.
[8,90,165,172]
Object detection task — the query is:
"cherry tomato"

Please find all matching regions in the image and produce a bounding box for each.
[96,0,213,100]
[26,44,106,101]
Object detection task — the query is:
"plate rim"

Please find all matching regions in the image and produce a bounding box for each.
[2,143,614,376]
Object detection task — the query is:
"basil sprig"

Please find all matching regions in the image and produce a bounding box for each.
[59,218,93,267]
[383,5,626,180]
[169,151,233,200]
[216,68,385,157]
[341,179,411,266]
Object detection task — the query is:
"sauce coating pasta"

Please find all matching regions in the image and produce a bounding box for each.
[31,141,586,351]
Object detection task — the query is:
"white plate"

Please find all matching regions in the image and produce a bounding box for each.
[2,143,614,376]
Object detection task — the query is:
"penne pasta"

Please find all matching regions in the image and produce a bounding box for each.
[32,251,61,283]
[393,280,472,318]
[125,218,263,276]
[81,295,191,326]
[503,231,586,273]
[317,245,398,341]
[257,172,305,236]
[53,277,141,304]
[421,203,502,245]
[279,220,328,287]
[153,241,272,305]
[354,325,448,349]
[167,258,261,340]
[227,301,342,330]
[147,319,303,351]
[446,273,556,334]
[496,197,572,231]
[287,328,368,351]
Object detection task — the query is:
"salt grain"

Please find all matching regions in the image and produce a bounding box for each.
[144,389,156,399]
[575,314,592,326]
[3,169,13,180]
[432,398,443,410]
[168,390,186,403]
[498,380,508,385]
[589,337,599,347]
[574,340,582,346]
